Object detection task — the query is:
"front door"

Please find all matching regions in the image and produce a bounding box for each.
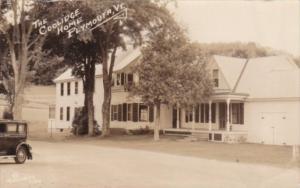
[219,103,227,130]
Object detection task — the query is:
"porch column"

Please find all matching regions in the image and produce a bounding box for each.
[208,101,212,131]
[192,106,195,130]
[176,106,180,129]
[226,98,231,132]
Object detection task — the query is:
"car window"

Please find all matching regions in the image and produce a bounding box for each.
[18,124,26,134]
[0,124,6,133]
[6,124,17,134]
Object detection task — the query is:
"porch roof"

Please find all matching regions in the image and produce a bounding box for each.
[211,92,249,101]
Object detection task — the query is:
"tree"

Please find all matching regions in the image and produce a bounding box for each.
[87,0,179,137]
[39,1,102,136]
[131,28,213,140]
[0,0,51,119]
[198,42,272,59]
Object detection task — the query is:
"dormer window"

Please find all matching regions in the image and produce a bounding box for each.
[213,69,219,87]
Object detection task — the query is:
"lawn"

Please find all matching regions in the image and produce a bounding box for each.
[40,133,300,169]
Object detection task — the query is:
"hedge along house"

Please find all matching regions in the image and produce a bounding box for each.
[52,48,300,145]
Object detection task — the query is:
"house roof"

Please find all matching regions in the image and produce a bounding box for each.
[53,48,141,83]
[213,55,247,90]
[214,55,300,98]
[235,56,300,98]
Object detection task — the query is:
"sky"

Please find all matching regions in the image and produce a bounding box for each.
[171,0,300,56]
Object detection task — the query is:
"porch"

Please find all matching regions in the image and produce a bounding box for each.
[164,92,248,143]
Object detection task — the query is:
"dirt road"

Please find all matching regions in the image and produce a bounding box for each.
[0,141,299,188]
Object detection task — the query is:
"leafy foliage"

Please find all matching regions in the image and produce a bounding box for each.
[132,28,213,107]
[198,42,272,59]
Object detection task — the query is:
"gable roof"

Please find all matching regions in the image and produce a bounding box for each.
[53,48,141,83]
[213,55,247,90]
[235,56,300,98]
[214,55,299,98]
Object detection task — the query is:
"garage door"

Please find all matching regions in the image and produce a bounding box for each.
[260,112,287,145]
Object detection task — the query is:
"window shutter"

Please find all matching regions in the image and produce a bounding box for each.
[122,103,127,121]
[132,103,138,122]
[149,105,154,122]
[212,103,216,123]
[118,104,122,121]
[240,103,244,124]
[111,105,114,121]
[185,111,188,123]
[195,105,199,123]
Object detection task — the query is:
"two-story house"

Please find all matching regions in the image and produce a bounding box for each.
[52,48,300,145]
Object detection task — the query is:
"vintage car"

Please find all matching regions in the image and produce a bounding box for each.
[0,120,32,164]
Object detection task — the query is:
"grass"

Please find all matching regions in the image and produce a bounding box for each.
[35,133,300,169]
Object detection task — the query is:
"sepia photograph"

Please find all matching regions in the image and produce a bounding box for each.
[0,0,299,187]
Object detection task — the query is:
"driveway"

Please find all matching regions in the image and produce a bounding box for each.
[0,141,299,188]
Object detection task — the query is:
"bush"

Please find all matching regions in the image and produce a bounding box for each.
[128,126,151,135]
[71,108,101,136]
[71,108,88,135]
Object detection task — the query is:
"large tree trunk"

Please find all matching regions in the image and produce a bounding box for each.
[84,58,95,136]
[101,80,111,137]
[101,46,117,137]
[87,90,94,136]
[13,90,23,120]
[154,102,161,141]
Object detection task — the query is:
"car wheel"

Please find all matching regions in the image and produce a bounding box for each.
[14,147,27,164]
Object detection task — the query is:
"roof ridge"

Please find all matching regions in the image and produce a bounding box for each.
[232,59,250,92]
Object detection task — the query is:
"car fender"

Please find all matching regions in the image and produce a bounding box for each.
[16,142,33,160]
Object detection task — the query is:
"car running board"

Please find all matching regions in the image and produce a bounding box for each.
[0,155,16,160]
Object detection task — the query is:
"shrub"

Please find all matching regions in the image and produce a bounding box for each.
[71,108,88,135]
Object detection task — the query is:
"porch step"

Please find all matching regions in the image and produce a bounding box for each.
[163,130,191,137]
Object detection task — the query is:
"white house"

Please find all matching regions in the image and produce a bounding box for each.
[52,49,300,145]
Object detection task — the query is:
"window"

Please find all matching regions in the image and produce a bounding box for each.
[196,103,216,123]
[75,82,78,94]
[60,107,63,120]
[111,105,118,121]
[139,104,148,122]
[127,74,133,85]
[7,124,17,133]
[60,83,64,96]
[18,124,26,134]
[121,73,125,85]
[185,108,193,123]
[66,107,70,121]
[116,74,121,86]
[213,69,219,87]
[67,82,71,95]
[114,73,134,88]
[111,103,153,122]
[49,106,55,119]
[127,104,132,121]
[231,103,244,124]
